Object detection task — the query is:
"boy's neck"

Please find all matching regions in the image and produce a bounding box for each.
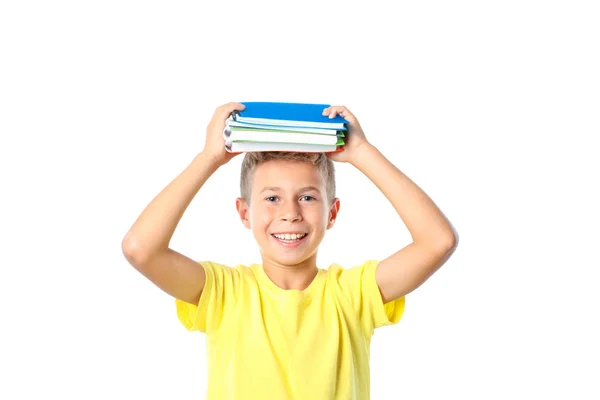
[261,255,319,291]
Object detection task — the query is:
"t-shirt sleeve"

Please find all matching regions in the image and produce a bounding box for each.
[341,260,406,335]
[175,261,239,336]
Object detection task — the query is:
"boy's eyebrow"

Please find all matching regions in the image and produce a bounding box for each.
[260,186,321,193]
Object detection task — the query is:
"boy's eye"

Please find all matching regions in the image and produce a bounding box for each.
[265,196,315,202]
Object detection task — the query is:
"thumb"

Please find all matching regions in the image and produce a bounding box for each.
[218,102,246,120]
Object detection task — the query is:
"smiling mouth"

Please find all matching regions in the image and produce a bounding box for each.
[271,233,308,243]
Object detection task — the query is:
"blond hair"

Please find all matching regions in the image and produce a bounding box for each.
[240,152,336,204]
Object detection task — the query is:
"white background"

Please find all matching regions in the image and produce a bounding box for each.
[1,1,599,399]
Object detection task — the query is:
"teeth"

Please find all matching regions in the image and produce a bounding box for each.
[274,233,306,241]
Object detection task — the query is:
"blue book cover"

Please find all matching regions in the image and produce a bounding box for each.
[234,102,347,130]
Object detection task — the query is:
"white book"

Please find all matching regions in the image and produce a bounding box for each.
[227,119,340,135]
[224,129,341,146]
[226,141,340,153]
[235,116,345,130]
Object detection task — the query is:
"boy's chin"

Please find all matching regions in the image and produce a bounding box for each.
[262,249,316,267]
[266,252,308,265]
[257,234,322,265]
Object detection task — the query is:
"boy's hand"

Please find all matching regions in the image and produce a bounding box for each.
[202,102,246,166]
[322,105,370,164]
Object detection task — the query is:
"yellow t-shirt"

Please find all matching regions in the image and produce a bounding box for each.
[175,260,405,400]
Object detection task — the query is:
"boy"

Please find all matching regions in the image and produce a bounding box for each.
[122,102,457,399]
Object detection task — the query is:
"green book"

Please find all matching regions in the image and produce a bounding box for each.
[225,127,344,146]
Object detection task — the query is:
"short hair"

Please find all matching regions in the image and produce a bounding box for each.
[240,152,336,204]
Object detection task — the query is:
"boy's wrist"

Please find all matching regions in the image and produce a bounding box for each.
[349,142,377,166]
[196,151,225,170]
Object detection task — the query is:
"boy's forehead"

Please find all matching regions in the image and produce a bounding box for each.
[252,160,324,190]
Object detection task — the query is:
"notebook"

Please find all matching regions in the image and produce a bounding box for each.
[226,119,340,135]
[225,127,344,146]
[226,142,342,153]
[232,102,347,130]
[224,102,348,153]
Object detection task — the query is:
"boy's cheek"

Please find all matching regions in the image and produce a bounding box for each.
[248,210,274,232]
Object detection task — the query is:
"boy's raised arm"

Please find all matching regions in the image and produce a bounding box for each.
[324,105,458,304]
[121,102,246,305]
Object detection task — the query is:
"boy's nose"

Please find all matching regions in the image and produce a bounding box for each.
[281,213,302,222]
[280,204,302,222]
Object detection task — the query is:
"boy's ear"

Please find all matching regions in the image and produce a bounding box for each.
[327,198,341,230]
[236,197,251,229]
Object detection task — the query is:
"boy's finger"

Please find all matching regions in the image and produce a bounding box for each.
[216,102,246,120]
[327,106,356,123]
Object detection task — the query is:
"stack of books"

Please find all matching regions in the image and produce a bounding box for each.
[223,102,347,153]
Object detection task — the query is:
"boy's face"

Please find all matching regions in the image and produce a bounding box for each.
[236,159,340,267]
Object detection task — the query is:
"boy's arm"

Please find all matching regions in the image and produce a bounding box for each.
[324,106,457,304]
[121,102,246,305]
[351,143,457,303]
